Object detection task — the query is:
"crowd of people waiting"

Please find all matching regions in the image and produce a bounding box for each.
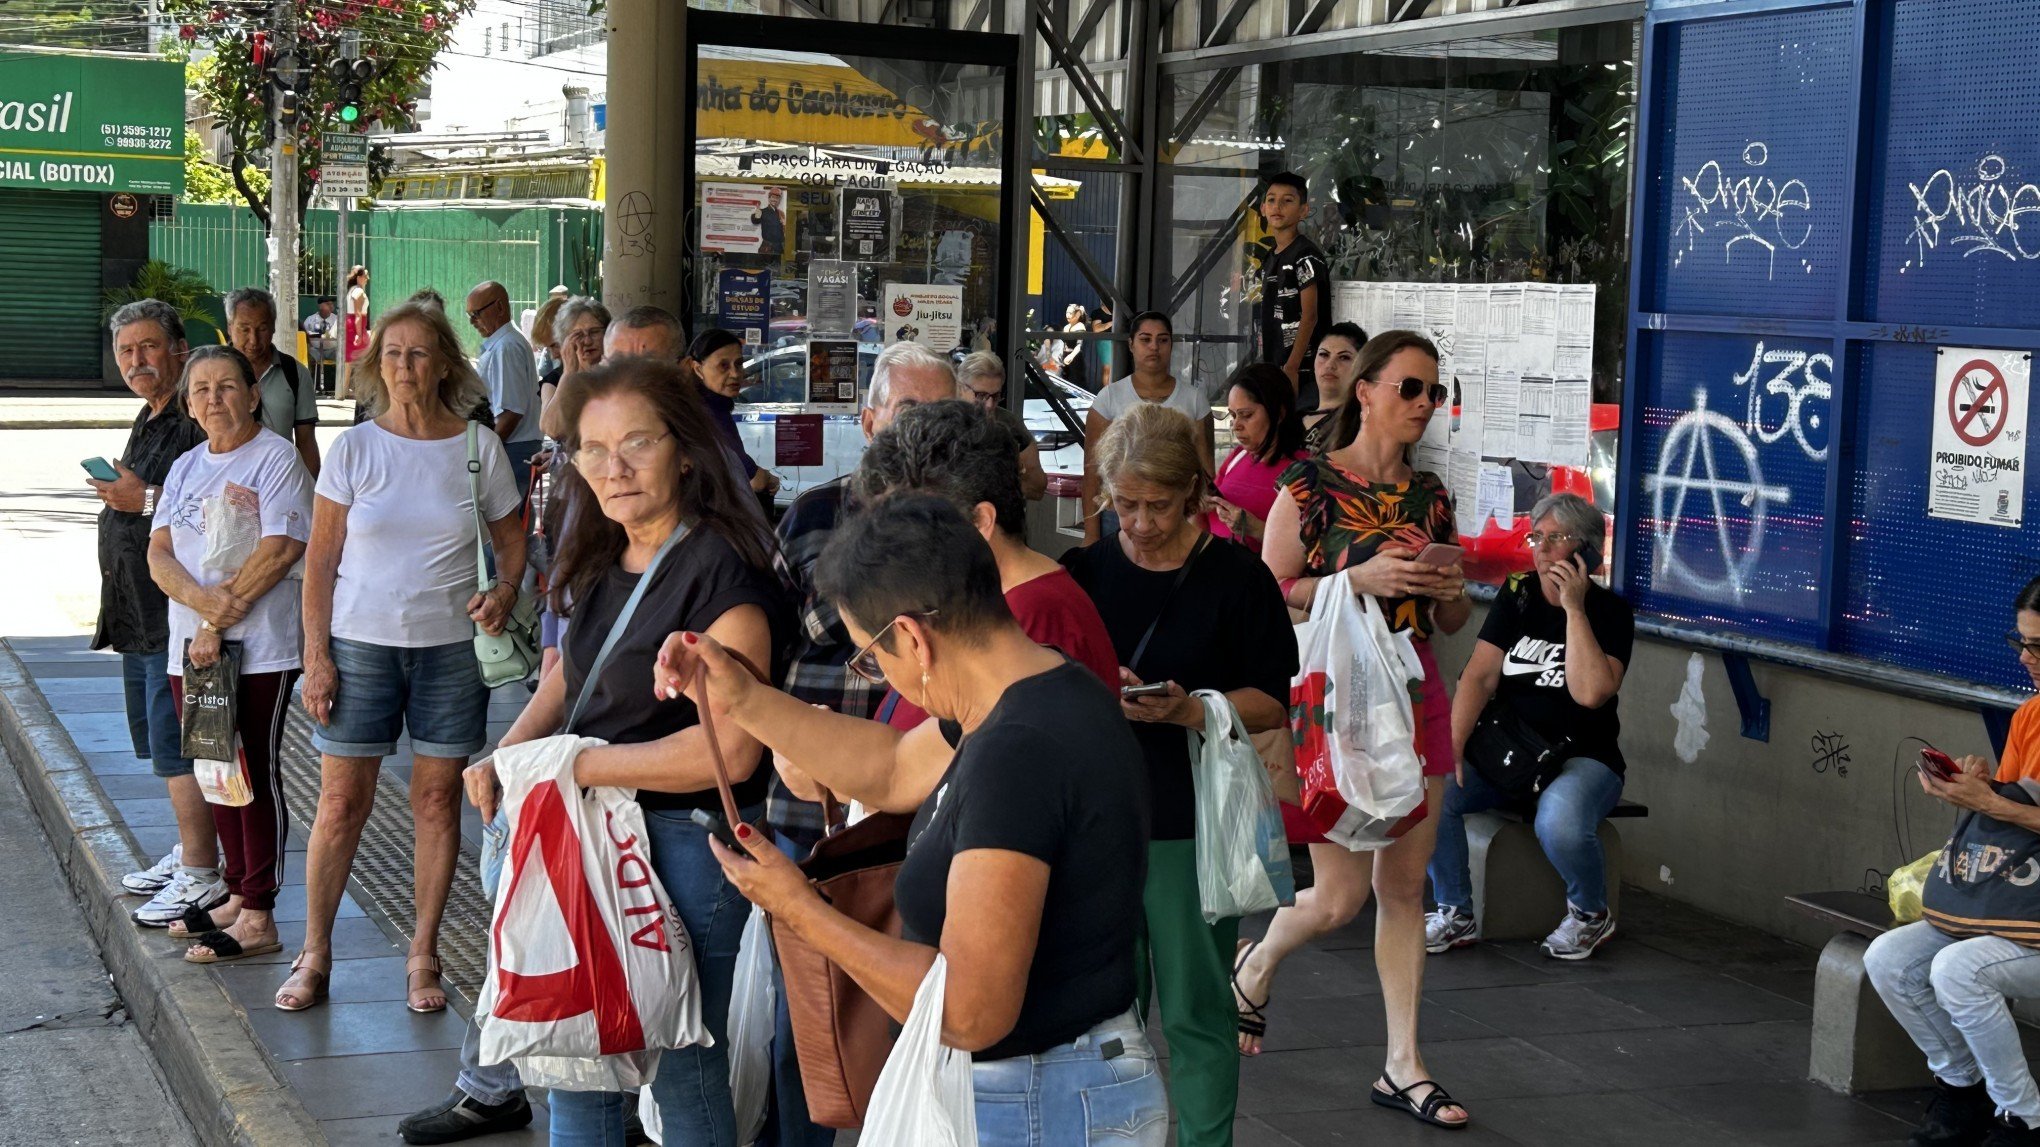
[89,278,1669,1147]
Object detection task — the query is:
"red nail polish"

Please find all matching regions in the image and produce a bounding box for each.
[735,823,753,840]
[683,632,698,645]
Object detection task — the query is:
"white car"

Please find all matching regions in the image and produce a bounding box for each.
[735,343,1094,506]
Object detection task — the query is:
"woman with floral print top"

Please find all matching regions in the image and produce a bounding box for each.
[1231,330,1476,1133]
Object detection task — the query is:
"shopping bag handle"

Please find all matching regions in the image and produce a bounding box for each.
[695,647,772,835]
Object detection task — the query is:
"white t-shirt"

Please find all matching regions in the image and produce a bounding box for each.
[479,324,542,443]
[1090,375,1212,424]
[153,428,315,676]
[316,421,522,648]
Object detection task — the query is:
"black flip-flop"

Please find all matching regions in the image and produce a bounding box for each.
[1232,939,1270,1052]
[183,930,282,964]
[1371,1074,1469,1130]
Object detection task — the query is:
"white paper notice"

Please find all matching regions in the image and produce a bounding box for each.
[1449,449,1482,538]
[1392,285,1426,332]
[1517,375,1555,463]
[1454,285,1490,340]
[1929,347,2032,529]
[1483,367,1521,458]
[1425,284,1457,353]
[1333,281,1367,327]
[1453,362,1484,454]
[1552,376,1592,468]
[1486,284,1525,344]
[1520,283,1560,377]
[1555,284,1595,383]
[1476,463,1516,535]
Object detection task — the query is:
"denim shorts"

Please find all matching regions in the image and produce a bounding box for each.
[311,637,489,759]
[973,1008,1169,1147]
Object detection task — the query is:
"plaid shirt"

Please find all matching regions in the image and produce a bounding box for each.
[769,477,878,851]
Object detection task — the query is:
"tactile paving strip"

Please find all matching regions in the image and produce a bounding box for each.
[277,707,491,1006]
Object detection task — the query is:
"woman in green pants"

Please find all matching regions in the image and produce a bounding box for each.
[1062,402,1298,1146]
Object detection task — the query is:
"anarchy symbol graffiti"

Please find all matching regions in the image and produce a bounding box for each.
[1644,391,1794,599]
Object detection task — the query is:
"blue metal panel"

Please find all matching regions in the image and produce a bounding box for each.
[1642,4,1855,320]
[1838,340,2040,690]
[1626,329,1832,645]
[1863,0,2040,328]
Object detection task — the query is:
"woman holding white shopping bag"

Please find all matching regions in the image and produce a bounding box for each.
[657,494,1168,1147]
[459,356,792,1146]
[1230,330,1474,1130]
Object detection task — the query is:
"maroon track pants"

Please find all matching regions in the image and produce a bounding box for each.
[169,668,298,912]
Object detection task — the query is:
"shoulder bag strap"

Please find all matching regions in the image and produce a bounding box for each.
[562,523,690,734]
[467,421,491,597]
[1128,533,1212,677]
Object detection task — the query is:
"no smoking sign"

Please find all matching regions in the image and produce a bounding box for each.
[1930,347,2032,529]
[1949,359,2010,447]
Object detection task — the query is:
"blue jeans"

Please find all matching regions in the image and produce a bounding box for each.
[1429,756,1624,915]
[760,831,833,1147]
[972,1009,1169,1147]
[458,812,523,1107]
[1866,921,2040,1122]
[548,806,756,1146]
[123,649,192,778]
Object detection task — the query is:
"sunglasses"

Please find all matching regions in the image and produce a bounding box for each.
[849,609,941,684]
[1376,376,1449,405]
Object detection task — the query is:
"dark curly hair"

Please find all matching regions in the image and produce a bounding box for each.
[852,400,1030,539]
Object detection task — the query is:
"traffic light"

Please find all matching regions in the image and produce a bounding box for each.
[327,57,376,125]
[278,88,300,129]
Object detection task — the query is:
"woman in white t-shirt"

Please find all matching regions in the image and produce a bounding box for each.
[146,345,314,965]
[277,300,527,1015]
[1081,310,1212,542]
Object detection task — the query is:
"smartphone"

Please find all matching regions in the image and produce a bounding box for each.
[690,807,742,851]
[1918,747,1960,783]
[1413,542,1464,569]
[1121,682,1172,699]
[80,457,119,482]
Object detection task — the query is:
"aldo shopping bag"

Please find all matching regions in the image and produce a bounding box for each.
[1921,778,2040,948]
[477,734,709,1092]
[1290,581,1429,851]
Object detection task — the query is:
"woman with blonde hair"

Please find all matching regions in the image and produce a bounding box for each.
[1060,402,1296,1146]
[278,300,528,1015]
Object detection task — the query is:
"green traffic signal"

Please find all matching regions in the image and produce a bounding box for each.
[340,105,360,123]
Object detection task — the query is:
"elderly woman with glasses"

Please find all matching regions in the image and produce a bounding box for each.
[956,351,1049,502]
[1426,492,1634,963]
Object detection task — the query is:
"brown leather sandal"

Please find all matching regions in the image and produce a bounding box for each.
[406,954,447,1014]
[273,951,330,1011]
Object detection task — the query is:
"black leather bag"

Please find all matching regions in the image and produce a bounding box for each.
[1464,703,1572,797]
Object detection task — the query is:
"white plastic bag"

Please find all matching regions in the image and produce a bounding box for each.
[200,484,262,577]
[477,734,710,1093]
[727,904,776,1146]
[1293,582,1429,852]
[860,956,977,1147]
[1189,691,1293,923]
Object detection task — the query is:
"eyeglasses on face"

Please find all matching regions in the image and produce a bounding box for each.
[2005,631,2040,659]
[848,609,940,684]
[1375,376,1448,405]
[1525,531,1584,550]
[570,431,672,476]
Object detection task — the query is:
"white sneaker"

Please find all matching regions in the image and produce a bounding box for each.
[1424,907,1478,953]
[1541,905,1616,960]
[132,868,229,927]
[120,844,182,895]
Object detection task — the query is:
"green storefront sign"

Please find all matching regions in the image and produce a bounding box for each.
[0,51,184,196]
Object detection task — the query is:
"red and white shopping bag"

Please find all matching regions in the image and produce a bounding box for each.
[1291,583,1429,851]
[478,734,709,1092]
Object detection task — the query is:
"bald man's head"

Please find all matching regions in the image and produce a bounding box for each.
[465,281,510,336]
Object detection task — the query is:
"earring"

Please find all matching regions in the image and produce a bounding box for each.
[920,670,930,696]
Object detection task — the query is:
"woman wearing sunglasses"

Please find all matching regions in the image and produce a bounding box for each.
[655,494,1167,1146]
[1232,330,1475,1130]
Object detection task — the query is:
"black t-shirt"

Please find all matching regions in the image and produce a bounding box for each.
[1259,234,1332,412]
[1477,574,1636,775]
[893,662,1149,1061]
[562,528,792,811]
[94,404,206,655]
[1061,535,1297,839]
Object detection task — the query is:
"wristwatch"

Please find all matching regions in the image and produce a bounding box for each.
[199,619,219,634]
[141,485,158,517]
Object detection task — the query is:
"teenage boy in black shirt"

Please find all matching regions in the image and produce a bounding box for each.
[1257,171,1333,414]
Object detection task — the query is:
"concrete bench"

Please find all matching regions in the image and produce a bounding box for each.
[1787,891,1933,1093]
[1461,798,1647,941]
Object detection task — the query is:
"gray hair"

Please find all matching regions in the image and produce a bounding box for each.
[224,286,277,326]
[955,350,1004,392]
[557,295,612,336]
[1528,492,1605,550]
[866,341,956,410]
[108,298,185,345]
[608,304,681,343]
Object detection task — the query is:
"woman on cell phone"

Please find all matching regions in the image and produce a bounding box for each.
[1426,493,1634,961]
[1231,330,1472,1131]
[1208,363,1307,553]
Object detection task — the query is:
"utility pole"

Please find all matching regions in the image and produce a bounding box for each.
[268,0,299,361]
[334,29,359,399]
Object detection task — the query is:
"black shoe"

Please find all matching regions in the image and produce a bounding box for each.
[398,1090,533,1145]
[1984,1116,2040,1147]
[1912,1078,1995,1147]
[624,1105,652,1146]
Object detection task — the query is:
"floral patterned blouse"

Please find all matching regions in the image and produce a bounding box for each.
[1277,457,1457,638]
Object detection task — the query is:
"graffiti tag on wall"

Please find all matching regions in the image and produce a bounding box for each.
[1671,143,1816,280]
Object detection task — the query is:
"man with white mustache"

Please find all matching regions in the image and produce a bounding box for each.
[92,300,225,928]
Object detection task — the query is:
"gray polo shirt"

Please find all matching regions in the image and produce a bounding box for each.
[254,357,318,440]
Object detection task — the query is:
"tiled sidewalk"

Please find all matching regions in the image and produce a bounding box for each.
[6,631,1974,1146]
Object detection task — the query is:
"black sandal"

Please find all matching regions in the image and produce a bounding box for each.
[1232,939,1270,1052]
[1371,1074,1469,1130]
[183,930,282,964]
[165,904,222,939]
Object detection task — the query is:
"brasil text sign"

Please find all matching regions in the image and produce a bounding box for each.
[0,51,184,196]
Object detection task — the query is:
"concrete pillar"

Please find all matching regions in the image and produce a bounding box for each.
[603,0,689,316]
[1809,932,1932,1093]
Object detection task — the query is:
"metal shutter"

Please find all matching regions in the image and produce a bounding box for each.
[0,190,103,380]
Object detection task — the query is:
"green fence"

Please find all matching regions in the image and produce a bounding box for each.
[151,203,604,352]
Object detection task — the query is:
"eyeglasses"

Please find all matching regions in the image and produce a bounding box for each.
[1376,376,1449,405]
[569,431,671,476]
[465,297,502,324]
[2005,632,2040,659]
[963,386,1002,408]
[1525,531,1584,550]
[848,609,939,684]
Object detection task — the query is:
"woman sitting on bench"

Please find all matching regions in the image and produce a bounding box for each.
[1425,492,1635,961]
[1866,574,2040,1147]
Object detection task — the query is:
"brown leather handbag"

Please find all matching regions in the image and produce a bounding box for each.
[769,801,913,1128]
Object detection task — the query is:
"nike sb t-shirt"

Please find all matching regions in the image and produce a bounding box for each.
[1477,574,1635,775]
